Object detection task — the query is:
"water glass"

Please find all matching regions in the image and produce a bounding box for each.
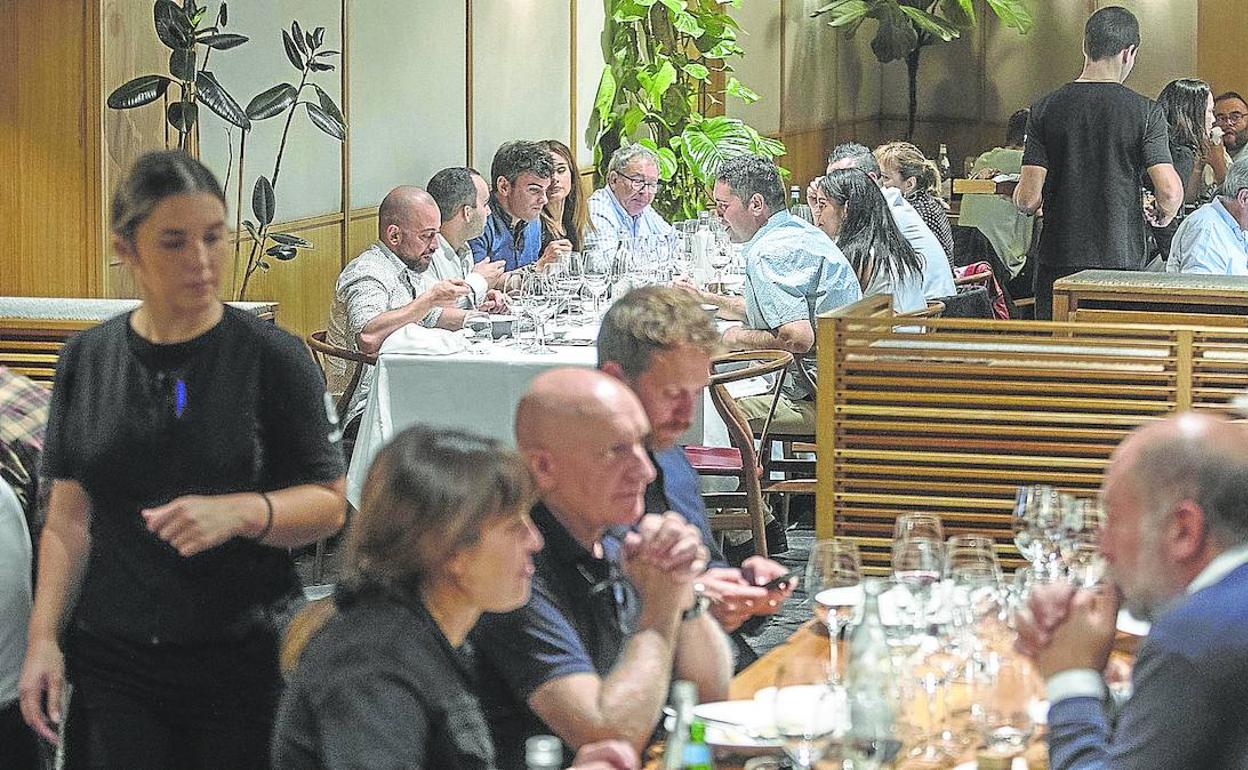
[806,538,863,682]
[894,512,945,543]
[770,656,841,770]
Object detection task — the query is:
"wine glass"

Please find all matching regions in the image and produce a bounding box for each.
[524,274,557,354]
[969,651,1038,755]
[806,538,863,684]
[556,251,585,322]
[461,310,492,353]
[1013,485,1066,578]
[770,655,841,770]
[894,512,944,544]
[583,247,615,319]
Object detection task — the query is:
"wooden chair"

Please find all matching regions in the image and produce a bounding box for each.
[280,597,337,677]
[683,349,793,557]
[306,330,377,424]
[896,299,946,319]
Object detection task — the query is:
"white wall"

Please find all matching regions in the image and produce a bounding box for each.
[470,0,573,173]
[198,0,343,221]
[349,1,468,200]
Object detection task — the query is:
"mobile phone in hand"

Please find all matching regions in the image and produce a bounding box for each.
[761,571,794,591]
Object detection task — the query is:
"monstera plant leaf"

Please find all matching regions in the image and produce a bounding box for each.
[679,117,755,186]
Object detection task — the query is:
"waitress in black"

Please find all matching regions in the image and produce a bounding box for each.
[18,151,346,768]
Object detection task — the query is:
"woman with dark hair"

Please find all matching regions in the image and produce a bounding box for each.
[874,141,955,259]
[18,150,347,768]
[272,426,636,770]
[539,139,593,252]
[814,169,926,313]
[1150,78,1218,257]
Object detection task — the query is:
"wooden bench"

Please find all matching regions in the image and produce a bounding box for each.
[813,296,1245,573]
[0,298,277,387]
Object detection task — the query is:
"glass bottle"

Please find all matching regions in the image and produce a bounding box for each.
[681,720,713,770]
[845,578,902,769]
[937,143,953,200]
[525,735,562,770]
[664,680,697,770]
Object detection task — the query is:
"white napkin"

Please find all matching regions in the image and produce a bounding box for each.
[378,324,470,356]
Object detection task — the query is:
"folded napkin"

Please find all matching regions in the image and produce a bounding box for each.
[378,324,470,356]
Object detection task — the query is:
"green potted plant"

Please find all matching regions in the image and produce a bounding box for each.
[592,0,785,221]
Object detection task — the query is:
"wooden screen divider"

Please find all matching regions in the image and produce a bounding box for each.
[813,300,1247,574]
[0,320,88,387]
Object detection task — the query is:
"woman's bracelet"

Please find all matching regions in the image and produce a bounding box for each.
[254,492,274,543]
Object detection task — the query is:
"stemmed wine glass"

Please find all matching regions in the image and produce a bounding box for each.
[1062,497,1106,586]
[895,512,945,543]
[806,538,863,684]
[555,251,585,323]
[1012,485,1067,579]
[770,655,841,770]
[583,247,615,319]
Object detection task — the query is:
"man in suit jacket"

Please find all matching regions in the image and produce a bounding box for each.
[1016,412,1248,769]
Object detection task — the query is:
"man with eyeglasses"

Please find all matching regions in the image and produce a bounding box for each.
[471,368,730,769]
[469,140,572,275]
[1214,92,1248,167]
[1166,160,1248,275]
[326,185,473,429]
[588,144,675,241]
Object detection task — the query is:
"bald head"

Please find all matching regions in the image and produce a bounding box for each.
[378,185,437,235]
[516,369,647,450]
[515,368,655,540]
[377,185,441,269]
[1112,412,1248,546]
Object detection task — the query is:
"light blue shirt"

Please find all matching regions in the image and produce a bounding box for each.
[741,211,862,331]
[1166,198,1248,275]
[587,186,674,241]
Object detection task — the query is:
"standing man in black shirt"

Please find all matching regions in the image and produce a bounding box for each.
[1014,6,1183,319]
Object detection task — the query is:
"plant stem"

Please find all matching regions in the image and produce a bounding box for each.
[906,46,922,140]
[232,129,247,299]
[271,68,310,189]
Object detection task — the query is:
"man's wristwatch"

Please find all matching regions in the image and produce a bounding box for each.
[682,582,709,622]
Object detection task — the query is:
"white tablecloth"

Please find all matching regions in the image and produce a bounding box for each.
[345,335,731,507]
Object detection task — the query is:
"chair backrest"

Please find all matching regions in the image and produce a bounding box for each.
[307,330,377,421]
[280,596,337,677]
[939,286,994,319]
[813,308,1247,572]
[708,349,793,551]
[897,299,945,319]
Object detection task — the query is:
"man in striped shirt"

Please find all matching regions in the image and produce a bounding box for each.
[588,144,674,242]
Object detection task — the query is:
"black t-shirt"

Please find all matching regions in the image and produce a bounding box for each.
[1024,81,1172,270]
[273,585,496,770]
[42,306,343,646]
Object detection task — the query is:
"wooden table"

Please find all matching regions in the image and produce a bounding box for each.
[1051,270,1248,325]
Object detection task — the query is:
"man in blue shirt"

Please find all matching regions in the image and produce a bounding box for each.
[1016,412,1248,769]
[678,155,862,436]
[1166,160,1248,275]
[469,140,570,274]
[596,286,796,643]
[471,369,731,768]
[587,144,674,242]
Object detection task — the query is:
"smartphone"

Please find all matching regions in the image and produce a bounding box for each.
[761,571,794,591]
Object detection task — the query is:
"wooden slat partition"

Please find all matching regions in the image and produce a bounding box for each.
[814,301,1247,574]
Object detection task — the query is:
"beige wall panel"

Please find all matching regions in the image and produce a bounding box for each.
[981,0,1087,123]
[471,1,572,171]
[347,208,380,265]
[198,0,344,222]
[350,1,468,205]
[575,0,607,167]
[1199,0,1248,95]
[728,1,782,137]
[1118,0,1197,102]
[784,0,841,132]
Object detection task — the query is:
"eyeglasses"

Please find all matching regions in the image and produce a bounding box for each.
[615,171,661,194]
[1216,111,1247,124]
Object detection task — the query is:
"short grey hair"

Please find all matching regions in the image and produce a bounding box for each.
[1223,161,1248,198]
[827,142,881,176]
[609,143,660,175]
[1131,428,1248,548]
[715,154,787,213]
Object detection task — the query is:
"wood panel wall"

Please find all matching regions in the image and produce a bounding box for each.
[0,0,102,299]
[1198,0,1248,96]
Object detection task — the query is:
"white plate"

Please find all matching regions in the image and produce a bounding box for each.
[691,699,782,755]
[954,759,1026,770]
[1117,608,1150,637]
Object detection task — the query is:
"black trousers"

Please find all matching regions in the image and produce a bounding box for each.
[63,630,280,770]
[0,699,43,770]
[1033,261,1096,321]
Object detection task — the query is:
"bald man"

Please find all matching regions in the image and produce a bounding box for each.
[471,369,732,768]
[327,185,498,429]
[1016,413,1248,769]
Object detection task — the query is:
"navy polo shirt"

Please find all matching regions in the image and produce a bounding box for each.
[470,504,639,769]
[646,446,727,569]
[467,196,542,271]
